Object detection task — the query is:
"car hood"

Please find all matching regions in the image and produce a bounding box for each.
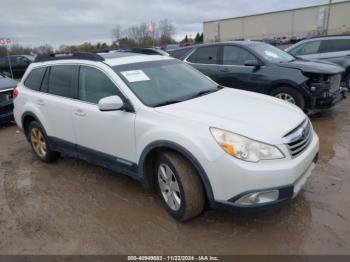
[155,88,307,145]
[0,77,18,91]
[277,59,344,75]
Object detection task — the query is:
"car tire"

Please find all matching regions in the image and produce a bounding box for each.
[155,151,205,221]
[271,86,305,110]
[27,121,60,163]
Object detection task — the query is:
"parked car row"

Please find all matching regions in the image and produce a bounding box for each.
[1,35,347,221]
[0,55,34,79]
[285,35,350,89]
[0,73,17,124]
[168,41,346,113]
[9,51,320,221]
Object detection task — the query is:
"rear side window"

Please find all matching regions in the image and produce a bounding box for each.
[289,41,321,56]
[187,46,219,64]
[24,67,46,91]
[78,66,121,104]
[48,65,77,98]
[169,48,194,60]
[321,39,350,53]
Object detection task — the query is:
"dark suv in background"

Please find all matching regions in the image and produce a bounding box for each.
[0,55,34,79]
[0,73,17,124]
[169,41,345,112]
[286,35,350,89]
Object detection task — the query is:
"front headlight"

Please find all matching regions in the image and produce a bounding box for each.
[210,128,284,162]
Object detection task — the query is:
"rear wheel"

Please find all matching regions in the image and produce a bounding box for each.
[271,86,305,110]
[28,121,60,162]
[155,152,205,221]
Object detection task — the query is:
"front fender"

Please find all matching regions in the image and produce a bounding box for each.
[138,140,215,201]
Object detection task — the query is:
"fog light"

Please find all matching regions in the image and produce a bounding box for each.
[235,190,279,206]
[310,86,317,92]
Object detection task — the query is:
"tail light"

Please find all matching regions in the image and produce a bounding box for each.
[12,88,18,99]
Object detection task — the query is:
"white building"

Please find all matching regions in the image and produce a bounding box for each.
[203,0,350,42]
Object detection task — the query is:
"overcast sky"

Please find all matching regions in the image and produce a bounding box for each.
[0,0,344,47]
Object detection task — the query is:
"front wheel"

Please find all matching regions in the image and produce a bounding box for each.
[155,152,205,221]
[271,86,305,110]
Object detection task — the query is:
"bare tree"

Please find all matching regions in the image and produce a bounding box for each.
[32,44,54,55]
[127,23,152,46]
[112,24,123,42]
[157,19,176,46]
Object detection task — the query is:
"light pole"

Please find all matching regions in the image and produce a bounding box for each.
[325,0,332,35]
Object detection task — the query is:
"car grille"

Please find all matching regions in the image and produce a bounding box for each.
[329,74,341,94]
[284,119,313,158]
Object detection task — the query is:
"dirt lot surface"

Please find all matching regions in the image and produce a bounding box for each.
[0,99,350,255]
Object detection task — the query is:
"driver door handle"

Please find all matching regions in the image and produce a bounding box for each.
[219,68,229,73]
[74,109,86,117]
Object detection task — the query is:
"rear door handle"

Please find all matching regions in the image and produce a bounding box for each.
[219,68,230,73]
[37,99,45,106]
[74,109,86,117]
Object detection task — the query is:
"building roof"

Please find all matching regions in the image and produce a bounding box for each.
[203,0,349,24]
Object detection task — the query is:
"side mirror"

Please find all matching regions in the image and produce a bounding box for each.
[98,95,124,111]
[244,60,262,67]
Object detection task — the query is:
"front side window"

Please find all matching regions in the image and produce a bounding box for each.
[223,46,256,65]
[48,65,77,98]
[289,41,321,56]
[24,67,46,91]
[250,43,295,63]
[79,66,121,104]
[114,60,219,107]
[187,46,219,64]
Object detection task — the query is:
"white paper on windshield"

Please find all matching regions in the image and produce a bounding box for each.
[121,70,150,82]
[264,50,278,58]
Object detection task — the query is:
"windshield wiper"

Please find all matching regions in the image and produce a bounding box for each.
[154,86,222,107]
[154,99,184,107]
[187,88,219,100]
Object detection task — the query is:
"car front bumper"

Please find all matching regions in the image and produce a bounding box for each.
[204,131,319,212]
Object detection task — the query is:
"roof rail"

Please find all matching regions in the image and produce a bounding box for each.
[308,33,350,39]
[34,52,105,62]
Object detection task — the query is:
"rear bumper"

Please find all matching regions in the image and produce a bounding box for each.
[0,112,14,124]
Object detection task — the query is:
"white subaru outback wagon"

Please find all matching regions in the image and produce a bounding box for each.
[13,52,319,221]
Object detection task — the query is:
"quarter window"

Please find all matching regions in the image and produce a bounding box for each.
[48,65,77,98]
[187,46,219,64]
[24,67,46,91]
[223,46,256,65]
[78,66,121,104]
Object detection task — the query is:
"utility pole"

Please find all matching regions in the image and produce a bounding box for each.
[325,0,332,35]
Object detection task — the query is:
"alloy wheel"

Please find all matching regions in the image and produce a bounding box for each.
[30,128,47,158]
[275,93,296,104]
[158,163,181,211]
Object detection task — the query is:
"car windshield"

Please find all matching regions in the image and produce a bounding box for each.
[250,43,295,63]
[113,59,219,107]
